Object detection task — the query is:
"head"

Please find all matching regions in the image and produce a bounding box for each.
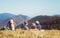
[10,19,14,23]
[24,21,28,25]
[32,23,36,26]
[35,21,40,25]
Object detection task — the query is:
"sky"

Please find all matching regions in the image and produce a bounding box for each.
[0,0,60,17]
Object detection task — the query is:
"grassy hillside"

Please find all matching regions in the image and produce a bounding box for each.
[0,29,60,38]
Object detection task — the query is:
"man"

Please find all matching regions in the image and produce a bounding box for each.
[6,21,11,30]
[16,21,29,30]
[21,21,29,30]
[10,19,16,30]
[31,23,37,29]
[4,19,16,30]
[35,21,42,30]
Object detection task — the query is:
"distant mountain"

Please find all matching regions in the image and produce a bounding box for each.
[28,15,60,29]
[0,13,30,29]
[15,15,30,20]
[28,15,49,23]
[28,15,60,25]
[54,14,60,16]
[12,15,30,26]
[0,13,15,23]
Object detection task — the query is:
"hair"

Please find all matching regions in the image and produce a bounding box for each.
[35,21,40,25]
[35,23,39,25]
[24,21,28,24]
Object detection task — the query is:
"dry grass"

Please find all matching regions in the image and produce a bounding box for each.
[0,29,60,38]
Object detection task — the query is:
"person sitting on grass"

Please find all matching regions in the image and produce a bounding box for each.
[31,22,37,29]
[6,19,16,30]
[35,21,42,30]
[5,20,11,30]
[21,21,29,30]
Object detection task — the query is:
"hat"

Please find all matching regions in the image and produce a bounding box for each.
[36,21,40,24]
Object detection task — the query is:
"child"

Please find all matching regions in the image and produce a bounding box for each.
[36,21,42,30]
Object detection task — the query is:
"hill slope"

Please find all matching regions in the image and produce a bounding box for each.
[28,15,60,29]
[0,13,30,29]
[0,13,15,23]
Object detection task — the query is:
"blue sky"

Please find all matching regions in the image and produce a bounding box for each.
[0,0,60,17]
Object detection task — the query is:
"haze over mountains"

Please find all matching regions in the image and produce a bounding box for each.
[0,13,60,29]
[0,13,30,22]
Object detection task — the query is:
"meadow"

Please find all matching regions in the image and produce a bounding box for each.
[0,29,60,38]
